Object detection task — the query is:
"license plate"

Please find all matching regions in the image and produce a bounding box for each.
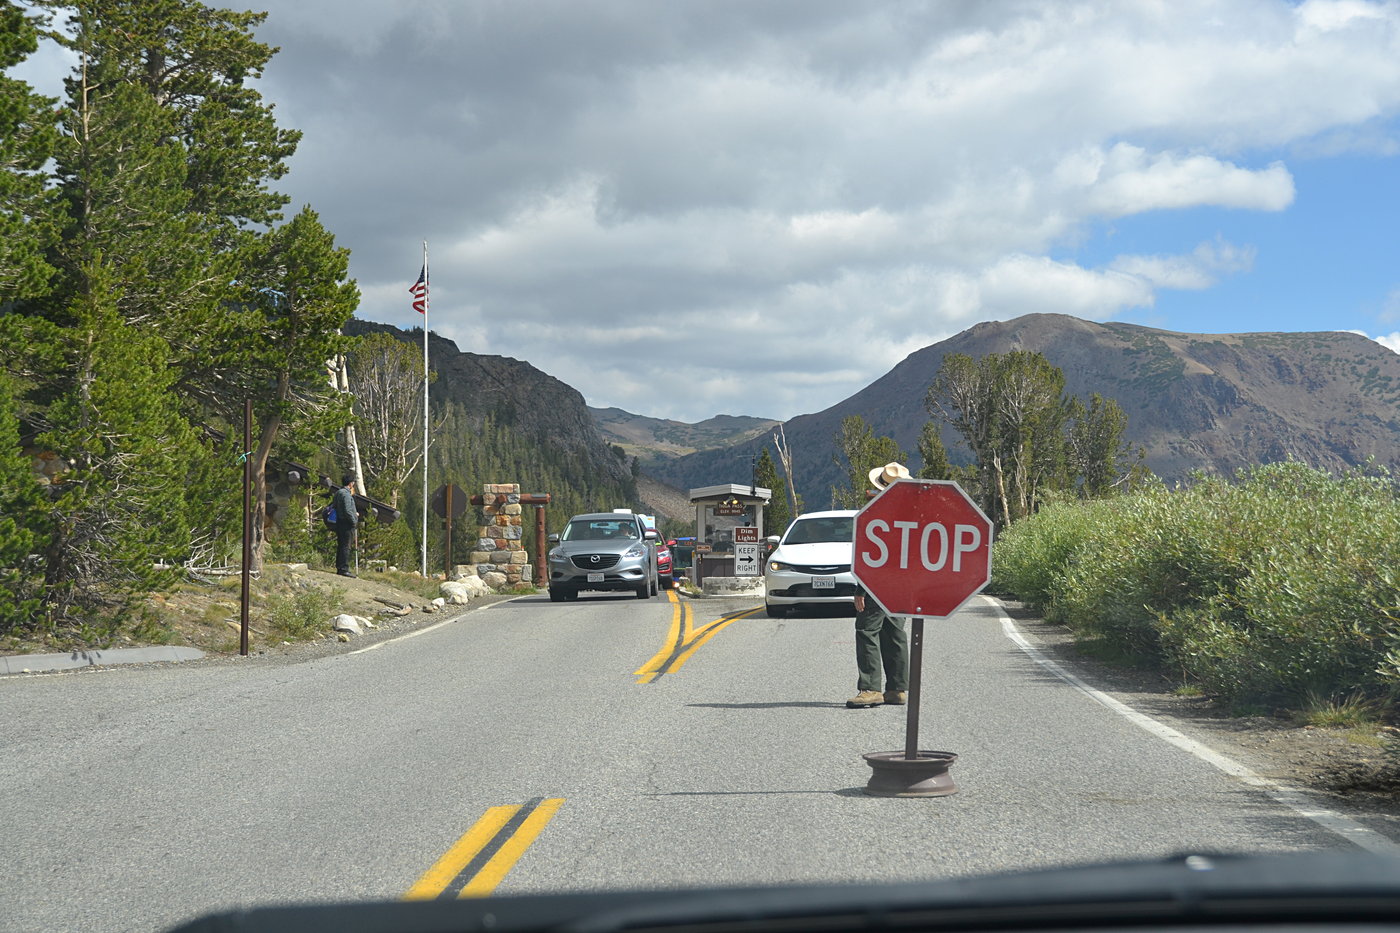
[587,572,604,583]
[812,576,835,589]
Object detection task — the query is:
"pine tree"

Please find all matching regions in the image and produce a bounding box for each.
[830,415,906,509]
[0,374,45,632]
[37,262,197,627]
[927,352,1144,526]
[0,0,59,303]
[916,421,952,480]
[220,208,358,571]
[38,0,301,408]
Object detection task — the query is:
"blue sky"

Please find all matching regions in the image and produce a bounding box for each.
[1069,151,1400,338]
[12,0,1400,421]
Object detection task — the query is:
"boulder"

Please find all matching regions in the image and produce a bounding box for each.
[331,614,362,636]
[440,581,473,605]
[460,575,492,597]
[482,571,508,590]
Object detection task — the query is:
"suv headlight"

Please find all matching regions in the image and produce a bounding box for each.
[768,560,789,572]
[625,543,645,558]
[548,547,563,560]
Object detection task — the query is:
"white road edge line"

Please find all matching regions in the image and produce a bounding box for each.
[347,598,518,656]
[985,595,1400,856]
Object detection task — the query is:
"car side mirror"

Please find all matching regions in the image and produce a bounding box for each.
[548,533,560,543]
[667,539,677,547]
[766,535,780,545]
[644,529,658,541]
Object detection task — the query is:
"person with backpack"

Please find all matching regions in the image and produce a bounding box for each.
[331,472,360,577]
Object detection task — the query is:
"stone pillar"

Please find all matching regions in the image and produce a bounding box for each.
[465,483,532,590]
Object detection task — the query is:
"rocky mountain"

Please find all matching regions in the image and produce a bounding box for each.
[589,407,779,466]
[647,314,1400,507]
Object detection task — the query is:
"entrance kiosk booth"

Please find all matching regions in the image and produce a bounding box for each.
[688,483,772,586]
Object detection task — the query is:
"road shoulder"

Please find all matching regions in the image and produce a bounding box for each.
[992,597,1400,827]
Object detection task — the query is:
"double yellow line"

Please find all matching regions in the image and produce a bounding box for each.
[634,589,760,684]
[405,797,565,900]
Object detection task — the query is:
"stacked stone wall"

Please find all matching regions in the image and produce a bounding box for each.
[465,483,532,589]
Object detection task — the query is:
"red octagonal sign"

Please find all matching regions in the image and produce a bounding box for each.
[852,479,993,619]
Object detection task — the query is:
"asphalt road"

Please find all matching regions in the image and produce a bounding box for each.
[1,591,1394,932]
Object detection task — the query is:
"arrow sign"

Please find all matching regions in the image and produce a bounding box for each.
[734,542,760,577]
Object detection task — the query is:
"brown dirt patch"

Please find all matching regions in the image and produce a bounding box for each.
[3,564,522,659]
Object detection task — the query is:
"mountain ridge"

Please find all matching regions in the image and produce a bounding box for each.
[643,314,1400,506]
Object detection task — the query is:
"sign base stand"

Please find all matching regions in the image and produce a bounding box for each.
[861,750,958,797]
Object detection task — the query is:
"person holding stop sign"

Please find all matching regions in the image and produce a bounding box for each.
[846,463,912,709]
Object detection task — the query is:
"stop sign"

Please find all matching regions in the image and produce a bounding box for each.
[852,479,992,618]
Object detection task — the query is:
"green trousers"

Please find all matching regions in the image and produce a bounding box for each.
[855,603,908,692]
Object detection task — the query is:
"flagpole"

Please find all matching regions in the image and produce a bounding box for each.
[421,240,430,577]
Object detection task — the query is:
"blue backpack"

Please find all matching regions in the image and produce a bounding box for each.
[323,505,338,529]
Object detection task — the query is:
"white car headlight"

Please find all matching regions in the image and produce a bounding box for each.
[768,560,789,572]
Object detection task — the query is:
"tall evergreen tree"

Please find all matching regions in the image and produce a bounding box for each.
[927,351,1145,527]
[0,0,59,303]
[38,0,302,407]
[915,420,951,481]
[830,414,906,509]
[37,262,197,626]
[1068,393,1148,497]
[0,374,46,631]
[221,208,358,570]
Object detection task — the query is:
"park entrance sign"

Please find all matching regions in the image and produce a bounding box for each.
[852,479,992,619]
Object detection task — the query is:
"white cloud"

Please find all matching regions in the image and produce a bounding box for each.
[1382,287,1400,323]
[16,0,1400,420]
[1076,145,1295,216]
[1359,331,1400,354]
[1110,240,1257,291]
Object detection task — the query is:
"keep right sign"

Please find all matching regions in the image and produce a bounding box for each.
[852,479,993,619]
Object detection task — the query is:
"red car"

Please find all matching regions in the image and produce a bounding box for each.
[655,540,674,589]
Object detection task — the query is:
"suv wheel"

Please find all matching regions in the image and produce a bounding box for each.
[635,582,650,600]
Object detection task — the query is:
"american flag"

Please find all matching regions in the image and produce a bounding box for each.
[410,264,427,314]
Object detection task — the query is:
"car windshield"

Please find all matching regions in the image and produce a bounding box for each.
[10,3,1400,932]
[561,519,639,541]
[782,517,853,545]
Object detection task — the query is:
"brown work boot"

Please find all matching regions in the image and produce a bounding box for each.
[846,689,884,708]
[883,690,907,705]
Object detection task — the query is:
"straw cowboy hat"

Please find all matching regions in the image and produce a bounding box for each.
[868,462,912,490]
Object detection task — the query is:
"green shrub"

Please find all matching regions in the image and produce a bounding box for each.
[265,585,342,640]
[994,462,1400,710]
[992,497,1111,621]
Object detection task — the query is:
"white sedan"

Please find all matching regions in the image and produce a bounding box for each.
[762,510,859,617]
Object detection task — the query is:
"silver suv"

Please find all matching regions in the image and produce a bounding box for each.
[547,511,659,602]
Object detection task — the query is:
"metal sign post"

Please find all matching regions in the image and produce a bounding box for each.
[431,482,468,576]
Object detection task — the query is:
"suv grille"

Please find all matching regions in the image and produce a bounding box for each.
[571,553,620,570]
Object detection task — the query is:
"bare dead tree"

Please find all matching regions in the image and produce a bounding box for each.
[772,425,801,519]
[346,332,430,508]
